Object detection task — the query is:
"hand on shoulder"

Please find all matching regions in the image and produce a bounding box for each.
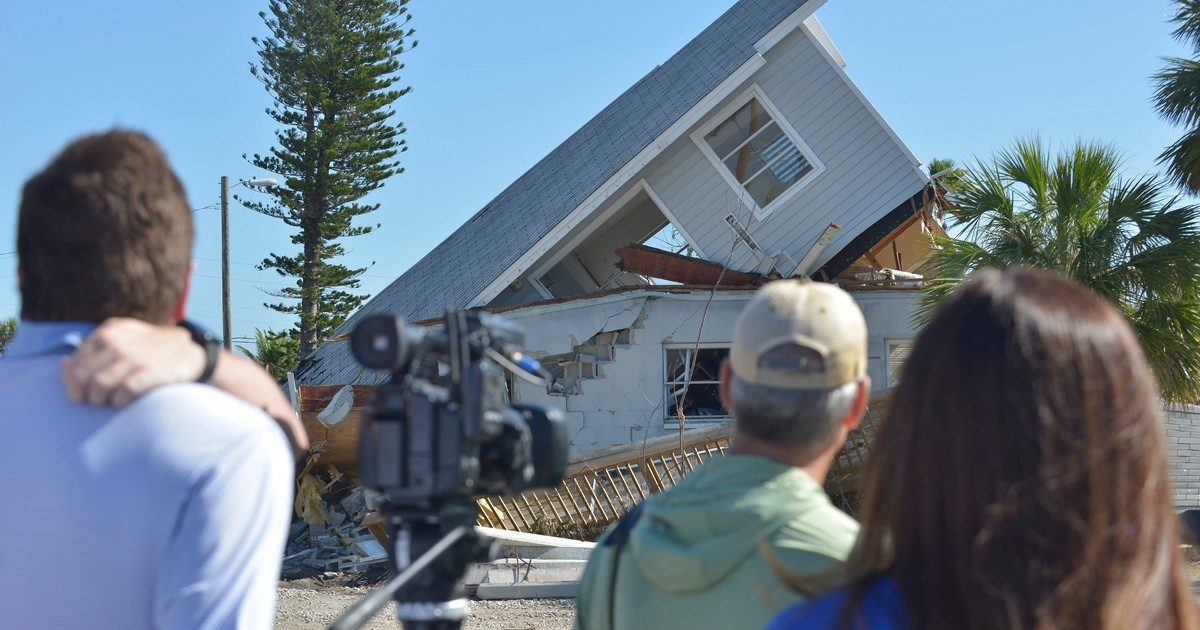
[63,317,309,457]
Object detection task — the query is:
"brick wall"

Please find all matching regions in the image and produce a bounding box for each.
[1165,403,1200,509]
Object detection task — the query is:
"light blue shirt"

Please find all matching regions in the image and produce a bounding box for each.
[0,321,294,629]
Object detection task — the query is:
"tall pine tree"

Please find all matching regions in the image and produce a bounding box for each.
[244,0,414,356]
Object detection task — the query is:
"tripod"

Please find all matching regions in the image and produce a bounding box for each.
[329,503,496,630]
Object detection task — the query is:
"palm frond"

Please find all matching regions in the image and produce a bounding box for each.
[1153,57,1200,128]
[1170,0,1200,52]
[923,138,1200,402]
[1130,298,1200,402]
[1158,127,1200,193]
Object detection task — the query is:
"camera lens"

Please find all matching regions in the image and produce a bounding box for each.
[509,403,568,488]
[350,315,413,372]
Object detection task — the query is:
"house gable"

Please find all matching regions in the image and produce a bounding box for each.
[497,19,930,304]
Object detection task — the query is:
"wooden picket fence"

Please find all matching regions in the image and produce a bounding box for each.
[475,395,890,536]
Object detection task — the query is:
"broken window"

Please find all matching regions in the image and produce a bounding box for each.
[698,89,820,213]
[664,346,730,423]
[886,340,912,388]
[642,224,697,260]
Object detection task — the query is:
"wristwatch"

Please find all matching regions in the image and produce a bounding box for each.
[178,320,220,383]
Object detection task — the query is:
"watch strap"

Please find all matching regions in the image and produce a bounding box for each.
[178,320,220,383]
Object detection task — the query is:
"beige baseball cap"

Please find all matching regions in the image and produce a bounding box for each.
[730,279,867,390]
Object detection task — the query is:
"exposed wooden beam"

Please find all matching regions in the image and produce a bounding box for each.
[615,243,763,287]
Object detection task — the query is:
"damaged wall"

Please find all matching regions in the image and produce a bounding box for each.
[498,288,921,454]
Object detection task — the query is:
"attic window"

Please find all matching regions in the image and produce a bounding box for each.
[695,86,823,218]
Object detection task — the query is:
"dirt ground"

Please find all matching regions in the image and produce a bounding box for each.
[275,558,1200,629]
[274,577,575,630]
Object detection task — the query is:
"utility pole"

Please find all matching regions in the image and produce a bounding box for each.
[220,176,232,349]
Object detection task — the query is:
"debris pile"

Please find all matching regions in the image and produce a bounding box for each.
[283,465,388,577]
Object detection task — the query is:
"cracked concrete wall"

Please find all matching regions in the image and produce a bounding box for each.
[499,289,924,454]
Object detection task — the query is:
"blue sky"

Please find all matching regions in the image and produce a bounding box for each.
[0,0,1190,343]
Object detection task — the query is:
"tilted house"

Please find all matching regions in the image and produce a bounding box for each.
[296,0,943,455]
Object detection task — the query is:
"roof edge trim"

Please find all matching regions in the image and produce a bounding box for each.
[799,15,845,67]
[755,0,827,54]
[797,19,927,180]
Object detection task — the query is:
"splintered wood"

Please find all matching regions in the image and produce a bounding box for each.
[475,395,890,536]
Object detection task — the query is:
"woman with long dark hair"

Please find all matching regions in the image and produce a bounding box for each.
[768,267,1199,629]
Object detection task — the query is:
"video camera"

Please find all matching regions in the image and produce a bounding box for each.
[331,309,568,630]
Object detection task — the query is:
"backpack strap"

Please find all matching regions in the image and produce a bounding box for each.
[601,503,645,628]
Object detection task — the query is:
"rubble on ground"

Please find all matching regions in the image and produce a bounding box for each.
[283,464,388,577]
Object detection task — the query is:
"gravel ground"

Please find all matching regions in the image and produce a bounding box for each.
[275,557,1200,629]
[274,580,576,630]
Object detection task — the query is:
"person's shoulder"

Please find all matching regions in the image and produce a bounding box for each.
[123,383,289,456]
[772,496,859,561]
[131,382,271,421]
[767,577,905,630]
[767,583,852,629]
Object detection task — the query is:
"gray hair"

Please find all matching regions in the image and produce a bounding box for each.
[729,377,859,462]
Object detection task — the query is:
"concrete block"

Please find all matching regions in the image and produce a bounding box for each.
[484,558,586,583]
[475,581,578,600]
[353,538,387,560]
[340,487,367,518]
[327,508,347,529]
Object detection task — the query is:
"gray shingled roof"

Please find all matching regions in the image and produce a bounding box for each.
[296,0,813,385]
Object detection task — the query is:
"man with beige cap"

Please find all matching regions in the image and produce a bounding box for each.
[574,279,870,629]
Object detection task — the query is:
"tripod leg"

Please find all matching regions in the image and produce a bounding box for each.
[327,525,471,630]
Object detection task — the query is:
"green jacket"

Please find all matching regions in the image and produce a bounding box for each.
[574,454,858,630]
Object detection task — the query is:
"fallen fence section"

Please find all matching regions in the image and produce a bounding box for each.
[475,395,890,535]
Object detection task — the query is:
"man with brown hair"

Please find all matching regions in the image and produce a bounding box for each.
[0,130,294,629]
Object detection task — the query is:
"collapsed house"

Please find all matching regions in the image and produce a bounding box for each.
[295,0,940,458]
[279,1,1200,560]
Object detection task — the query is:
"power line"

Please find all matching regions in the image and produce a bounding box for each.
[191,256,400,280]
[195,256,258,267]
[189,301,281,313]
[192,272,294,287]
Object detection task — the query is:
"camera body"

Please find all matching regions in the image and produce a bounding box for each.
[335,310,569,629]
[351,309,568,507]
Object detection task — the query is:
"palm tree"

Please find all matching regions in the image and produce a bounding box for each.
[1153,0,1200,192]
[928,157,966,221]
[921,138,1200,402]
[237,328,300,381]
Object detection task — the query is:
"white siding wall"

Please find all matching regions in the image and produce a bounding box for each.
[502,289,922,454]
[644,27,927,272]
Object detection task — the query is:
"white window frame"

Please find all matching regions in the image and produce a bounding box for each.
[884,338,914,388]
[663,342,732,427]
[690,84,825,221]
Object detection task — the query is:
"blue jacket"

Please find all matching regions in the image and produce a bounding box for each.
[767,576,906,629]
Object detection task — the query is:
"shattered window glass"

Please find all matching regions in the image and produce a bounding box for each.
[703,96,815,210]
[665,346,730,422]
